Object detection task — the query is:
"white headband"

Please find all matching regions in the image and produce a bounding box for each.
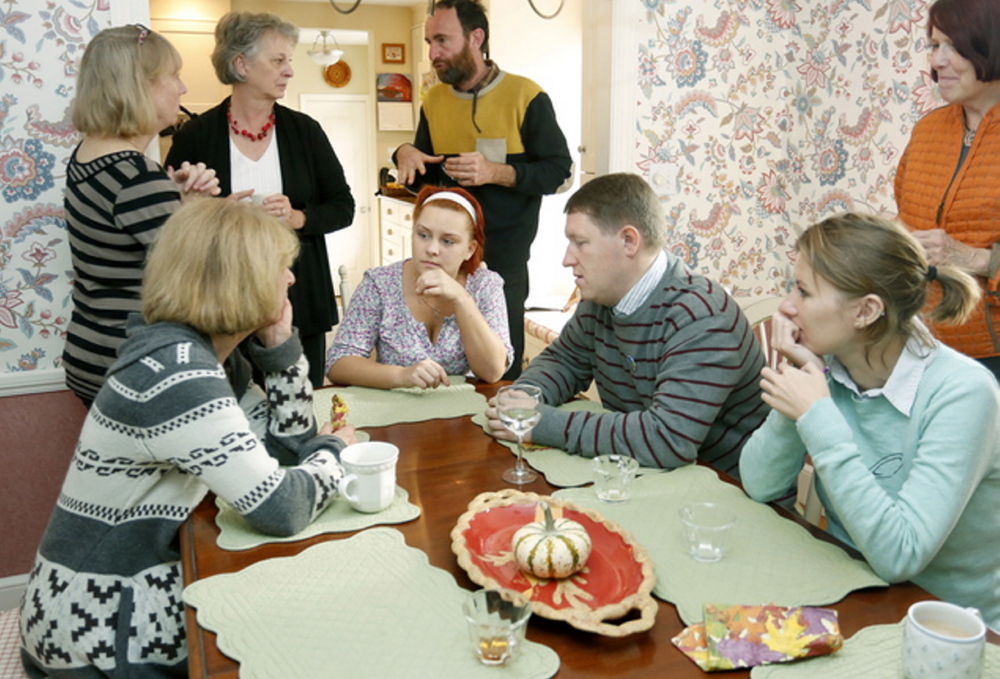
[422,192,478,225]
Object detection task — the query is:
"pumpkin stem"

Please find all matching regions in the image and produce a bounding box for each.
[540,501,556,532]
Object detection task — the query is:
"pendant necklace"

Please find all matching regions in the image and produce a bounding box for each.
[963,125,976,147]
[962,113,977,147]
[227,102,275,141]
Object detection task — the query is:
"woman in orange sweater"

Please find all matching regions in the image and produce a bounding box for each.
[894,0,1000,379]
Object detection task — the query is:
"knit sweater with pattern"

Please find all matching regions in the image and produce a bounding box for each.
[20,319,346,678]
[894,102,1000,358]
[517,256,769,476]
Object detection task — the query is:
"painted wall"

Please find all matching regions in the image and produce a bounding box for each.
[491,0,583,305]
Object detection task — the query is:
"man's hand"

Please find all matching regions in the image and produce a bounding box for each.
[395,144,444,186]
[484,396,534,444]
[443,152,515,188]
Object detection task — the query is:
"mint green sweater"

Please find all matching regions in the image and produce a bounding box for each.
[740,343,1000,630]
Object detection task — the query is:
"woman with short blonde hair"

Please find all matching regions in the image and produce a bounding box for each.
[144,198,299,335]
[740,212,1000,630]
[71,25,182,137]
[63,24,221,406]
[20,199,356,678]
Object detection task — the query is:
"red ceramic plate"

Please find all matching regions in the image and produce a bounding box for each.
[451,489,657,636]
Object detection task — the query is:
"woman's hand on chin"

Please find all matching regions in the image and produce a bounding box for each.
[771,310,824,371]
[415,268,465,303]
[255,298,294,348]
[759,362,830,421]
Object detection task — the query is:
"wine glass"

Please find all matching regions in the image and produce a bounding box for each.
[497,384,543,485]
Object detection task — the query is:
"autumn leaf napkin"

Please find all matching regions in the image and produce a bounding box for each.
[672,603,843,671]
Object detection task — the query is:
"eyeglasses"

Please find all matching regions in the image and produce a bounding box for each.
[133,23,150,45]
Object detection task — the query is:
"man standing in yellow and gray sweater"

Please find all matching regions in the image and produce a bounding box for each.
[394,0,572,380]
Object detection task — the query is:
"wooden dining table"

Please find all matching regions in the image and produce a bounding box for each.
[180,382,997,678]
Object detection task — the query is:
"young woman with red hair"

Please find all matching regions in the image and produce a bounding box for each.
[325,186,512,388]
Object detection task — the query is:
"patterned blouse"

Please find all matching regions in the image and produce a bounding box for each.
[326,260,513,376]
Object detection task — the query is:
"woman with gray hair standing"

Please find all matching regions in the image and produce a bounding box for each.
[166,11,355,388]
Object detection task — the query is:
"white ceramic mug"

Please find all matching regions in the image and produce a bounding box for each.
[902,600,986,679]
[337,442,399,513]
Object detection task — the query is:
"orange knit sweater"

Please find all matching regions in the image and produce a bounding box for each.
[895,103,1000,359]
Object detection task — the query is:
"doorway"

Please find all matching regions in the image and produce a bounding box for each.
[300,94,378,299]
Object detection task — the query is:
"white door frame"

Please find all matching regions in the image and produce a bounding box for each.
[300,93,379,294]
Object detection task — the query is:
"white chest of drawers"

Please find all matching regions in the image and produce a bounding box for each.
[378,196,414,266]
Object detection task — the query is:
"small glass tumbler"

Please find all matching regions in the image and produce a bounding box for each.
[462,589,532,666]
[591,455,640,503]
[679,502,736,563]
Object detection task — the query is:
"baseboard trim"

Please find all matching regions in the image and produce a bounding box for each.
[0,369,66,398]
[0,574,28,612]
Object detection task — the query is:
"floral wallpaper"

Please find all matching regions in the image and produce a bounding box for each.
[0,1,111,381]
[633,0,941,297]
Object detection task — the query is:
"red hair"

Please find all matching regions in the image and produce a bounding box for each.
[412,186,486,276]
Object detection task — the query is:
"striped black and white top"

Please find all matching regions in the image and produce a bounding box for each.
[62,147,180,402]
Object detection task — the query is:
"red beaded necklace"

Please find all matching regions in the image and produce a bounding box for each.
[227,103,275,141]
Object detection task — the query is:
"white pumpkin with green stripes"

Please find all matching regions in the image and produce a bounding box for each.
[511,502,592,579]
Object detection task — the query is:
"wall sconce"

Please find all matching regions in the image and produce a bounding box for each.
[308,30,345,66]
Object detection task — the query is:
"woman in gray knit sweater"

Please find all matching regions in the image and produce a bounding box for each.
[20,200,356,678]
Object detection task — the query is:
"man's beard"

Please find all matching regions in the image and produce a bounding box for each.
[436,41,478,87]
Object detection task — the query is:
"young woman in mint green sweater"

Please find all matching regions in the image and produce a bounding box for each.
[740,213,1000,631]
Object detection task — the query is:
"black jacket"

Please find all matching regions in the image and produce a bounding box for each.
[166,97,355,335]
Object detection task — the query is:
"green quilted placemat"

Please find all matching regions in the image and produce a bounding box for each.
[472,399,661,487]
[751,621,1000,678]
[314,380,486,429]
[554,465,887,625]
[184,528,560,679]
[215,485,420,551]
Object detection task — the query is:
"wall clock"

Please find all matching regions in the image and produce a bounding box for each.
[324,61,352,88]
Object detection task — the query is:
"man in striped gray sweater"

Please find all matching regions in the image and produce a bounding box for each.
[486,173,769,478]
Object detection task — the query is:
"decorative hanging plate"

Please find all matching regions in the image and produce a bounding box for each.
[324,61,351,88]
[451,489,658,637]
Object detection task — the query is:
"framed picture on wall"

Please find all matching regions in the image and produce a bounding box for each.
[382,43,405,64]
[377,73,413,102]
